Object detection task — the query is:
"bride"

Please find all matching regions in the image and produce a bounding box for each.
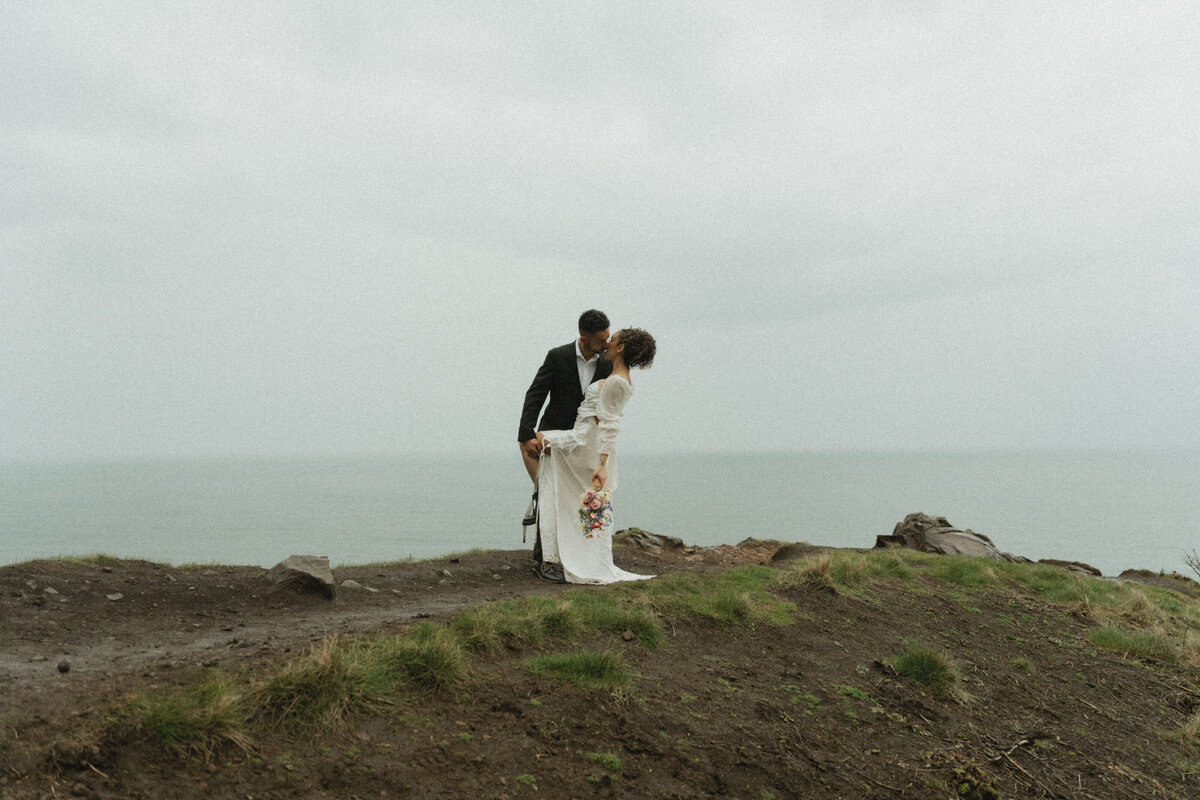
[534,328,657,584]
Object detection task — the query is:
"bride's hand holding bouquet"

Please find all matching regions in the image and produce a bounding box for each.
[579,485,613,538]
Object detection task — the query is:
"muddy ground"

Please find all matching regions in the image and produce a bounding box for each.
[3,538,1200,799]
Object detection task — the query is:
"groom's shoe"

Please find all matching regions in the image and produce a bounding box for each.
[534,562,565,583]
[522,492,538,526]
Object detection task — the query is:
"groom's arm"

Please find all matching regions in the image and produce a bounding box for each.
[518,348,559,442]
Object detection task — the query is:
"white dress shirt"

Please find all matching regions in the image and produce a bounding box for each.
[575,341,601,393]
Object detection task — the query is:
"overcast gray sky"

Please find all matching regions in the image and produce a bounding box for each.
[3,1,1198,463]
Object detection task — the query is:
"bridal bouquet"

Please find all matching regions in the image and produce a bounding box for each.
[578,487,614,538]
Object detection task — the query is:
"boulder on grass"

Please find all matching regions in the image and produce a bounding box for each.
[1038,559,1102,577]
[266,555,335,599]
[620,528,689,554]
[875,513,1030,563]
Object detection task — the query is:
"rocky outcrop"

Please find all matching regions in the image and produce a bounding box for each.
[1037,559,1101,577]
[266,555,335,599]
[1117,569,1200,599]
[875,513,1031,563]
[621,529,690,554]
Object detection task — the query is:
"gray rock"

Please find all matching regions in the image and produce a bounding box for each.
[622,529,688,553]
[340,579,380,593]
[875,513,1031,563]
[769,543,823,564]
[265,555,335,600]
[43,586,59,596]
[1038,559,1102,577]
[105,593,124,601]
[1116,569,1200,598]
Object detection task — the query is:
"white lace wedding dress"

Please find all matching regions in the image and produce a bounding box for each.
[537,375,655,585]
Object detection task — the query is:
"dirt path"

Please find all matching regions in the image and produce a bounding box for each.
[1,539,789,708]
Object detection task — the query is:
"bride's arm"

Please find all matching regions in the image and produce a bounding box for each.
[592,379,631,487]
[591,453,609,489]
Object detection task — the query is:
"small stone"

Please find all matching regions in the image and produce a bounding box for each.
[341,580,365,591]
[438,579,448,585]
[622,630,636,642]
[392,589,402,595]
[43,586,59,596]
[105,593,124,601]
[492,574,501,580]
[441,569,452,577]
[102,566,113,573]
[57,660,71,673]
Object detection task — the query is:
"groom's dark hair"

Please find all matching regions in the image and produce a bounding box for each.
[578,309,609,334]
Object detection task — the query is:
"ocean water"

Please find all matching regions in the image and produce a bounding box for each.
[1,451,1197,578]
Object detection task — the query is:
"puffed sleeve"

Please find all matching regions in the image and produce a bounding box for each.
[596,377,633,455]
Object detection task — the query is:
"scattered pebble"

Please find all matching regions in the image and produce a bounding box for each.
[441,569,452,577]
[492,574,501,580]
[622,630,636,641]
[43,587,59,596]
[105,593,124,601]
[57,660,71,674]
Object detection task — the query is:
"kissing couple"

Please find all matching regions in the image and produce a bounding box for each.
[517,309,657,585]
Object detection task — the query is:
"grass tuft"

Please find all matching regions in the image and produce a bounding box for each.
[124,673,252,757]
[891,645,961,698]
[256,637,376,727]
[369,622,470,693]
[524,649,631,690]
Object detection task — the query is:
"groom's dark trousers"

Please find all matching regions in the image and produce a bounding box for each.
[519,342,612,563]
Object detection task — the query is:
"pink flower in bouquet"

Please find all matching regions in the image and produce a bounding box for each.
[589,498,602,510]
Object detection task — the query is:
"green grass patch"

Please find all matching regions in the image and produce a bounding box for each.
[257,637,379,728]
[835,684,871,701]
[1088,625,1178,665]
[453,596,587,652]
[524,649,631,690]
[452,566,791,656]
[121,673,252,757]
[891,645,961,698]
[784,551,915,600]
[365,622,470,693]
[582,750,623,773]
[626,567,796,626]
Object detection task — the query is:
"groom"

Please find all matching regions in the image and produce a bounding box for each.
[518,309,612,582]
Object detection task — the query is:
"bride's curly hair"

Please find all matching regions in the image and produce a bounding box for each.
[619,328,656,369]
